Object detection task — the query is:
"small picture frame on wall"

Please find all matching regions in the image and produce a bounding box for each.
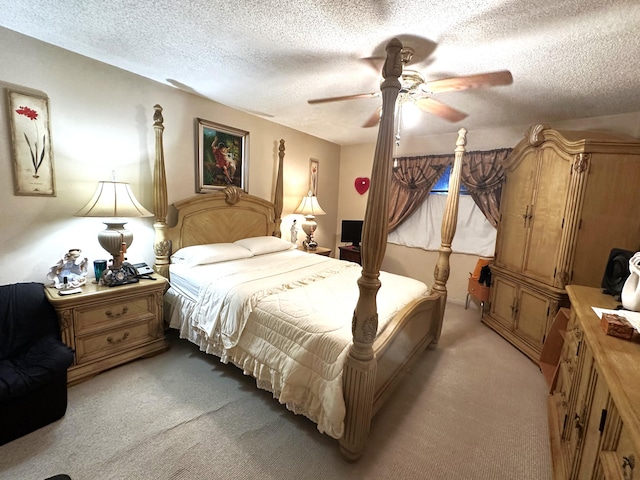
[309,158,319,196]
[7,89,56,196]
[196,118,249,193]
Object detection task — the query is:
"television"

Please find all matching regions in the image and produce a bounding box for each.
[340,220,363,248]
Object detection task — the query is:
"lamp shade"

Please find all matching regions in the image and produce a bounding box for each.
[75,180,153,265]
[294,193,326,217]
[74,181,153,218]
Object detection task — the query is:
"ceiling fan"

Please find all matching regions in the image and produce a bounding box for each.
[308,47,513,128]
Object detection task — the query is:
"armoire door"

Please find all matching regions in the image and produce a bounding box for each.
[487,274,518,331]
[487,272,555,359]
[513,284,553,351]
[521,147,572,285]
[494,150,538,272]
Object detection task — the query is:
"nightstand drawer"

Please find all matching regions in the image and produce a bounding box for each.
[75,296,154,334]
[75,318,156,364]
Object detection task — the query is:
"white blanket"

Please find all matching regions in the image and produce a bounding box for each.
[166,249,429,439]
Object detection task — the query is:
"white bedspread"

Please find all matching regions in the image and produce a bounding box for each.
[166,249,429,439]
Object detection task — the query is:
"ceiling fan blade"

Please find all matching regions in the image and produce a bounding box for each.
[362,106,382,128]
[423,70,513,94]
[308,92,379,104]
[414,97,468,122]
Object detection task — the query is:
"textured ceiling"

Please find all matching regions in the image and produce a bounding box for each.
[1,0,640,145]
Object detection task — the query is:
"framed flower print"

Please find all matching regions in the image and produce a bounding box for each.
[7,89,56,196]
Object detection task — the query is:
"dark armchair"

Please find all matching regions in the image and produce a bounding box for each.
[0,282,74,445]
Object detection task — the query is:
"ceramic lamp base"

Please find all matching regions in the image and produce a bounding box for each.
[98,222,133,263]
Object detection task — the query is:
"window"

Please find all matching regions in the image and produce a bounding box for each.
[388,166,496,257]
[430,164,469,195]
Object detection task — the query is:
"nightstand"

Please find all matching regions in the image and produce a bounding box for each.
[297,246,332,256]
[45,275,169,386]
[339,246,361,265]
[465,277,490,318]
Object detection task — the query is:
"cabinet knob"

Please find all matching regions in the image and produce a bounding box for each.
[521,204,533,227]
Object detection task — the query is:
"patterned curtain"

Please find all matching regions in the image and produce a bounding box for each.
[388,154,451,232]
[461,149,511,228]
[388,148,511,232]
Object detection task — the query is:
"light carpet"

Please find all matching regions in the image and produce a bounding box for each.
[0,302,552,480]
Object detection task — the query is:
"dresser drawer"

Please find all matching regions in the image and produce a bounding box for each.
[75,318,157,364]
[74,295,155,335]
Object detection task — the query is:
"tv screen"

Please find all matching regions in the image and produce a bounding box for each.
[340,220,363,248]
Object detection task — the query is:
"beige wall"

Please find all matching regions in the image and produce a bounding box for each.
[0,27,340,286]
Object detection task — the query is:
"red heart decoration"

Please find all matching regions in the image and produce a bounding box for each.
[355,177,370,195]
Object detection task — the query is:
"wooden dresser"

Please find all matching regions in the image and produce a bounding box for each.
[483,124,640,363]
[45,275,169,386]
[548,285,639,480]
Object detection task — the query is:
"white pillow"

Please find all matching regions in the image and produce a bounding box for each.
[233,235,294,256]
[171,243,253,266]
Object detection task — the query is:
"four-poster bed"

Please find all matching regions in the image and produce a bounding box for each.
[151,38,467,460]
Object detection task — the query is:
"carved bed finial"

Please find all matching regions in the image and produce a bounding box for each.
[382,38,403,88]
[153,104,164,127]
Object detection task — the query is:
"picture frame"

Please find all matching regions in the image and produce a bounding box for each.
[196,118,249,193]
[7,89,56,196]
[309,158,319,196]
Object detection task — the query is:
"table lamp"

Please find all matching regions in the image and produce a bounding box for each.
[75,178,153,266]
[294,191,326,250]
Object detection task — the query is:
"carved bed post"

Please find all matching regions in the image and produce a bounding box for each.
[431,127,467,341]
[152,104,171,278]
[273,139,285,238]
[339,38,403,461]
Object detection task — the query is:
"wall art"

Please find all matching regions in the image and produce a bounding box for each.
[196,118,249,193]
[7,89,56,196]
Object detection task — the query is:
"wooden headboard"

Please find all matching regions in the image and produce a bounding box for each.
[167,188,278,252]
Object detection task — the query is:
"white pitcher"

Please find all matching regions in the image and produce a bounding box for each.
[621,252,640,311]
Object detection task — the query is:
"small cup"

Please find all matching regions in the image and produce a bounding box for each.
[93,260,108,284]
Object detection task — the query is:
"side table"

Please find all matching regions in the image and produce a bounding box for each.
[297,246,332,256]
[465,277,490,317]
[338,246,361,265]
[45,275,169,386]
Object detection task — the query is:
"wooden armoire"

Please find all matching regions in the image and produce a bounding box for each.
[483,124,640,362]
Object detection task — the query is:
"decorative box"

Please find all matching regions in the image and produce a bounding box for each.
[600,313,635,340]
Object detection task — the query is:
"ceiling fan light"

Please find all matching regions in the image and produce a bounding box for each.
[402,100,421,128]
